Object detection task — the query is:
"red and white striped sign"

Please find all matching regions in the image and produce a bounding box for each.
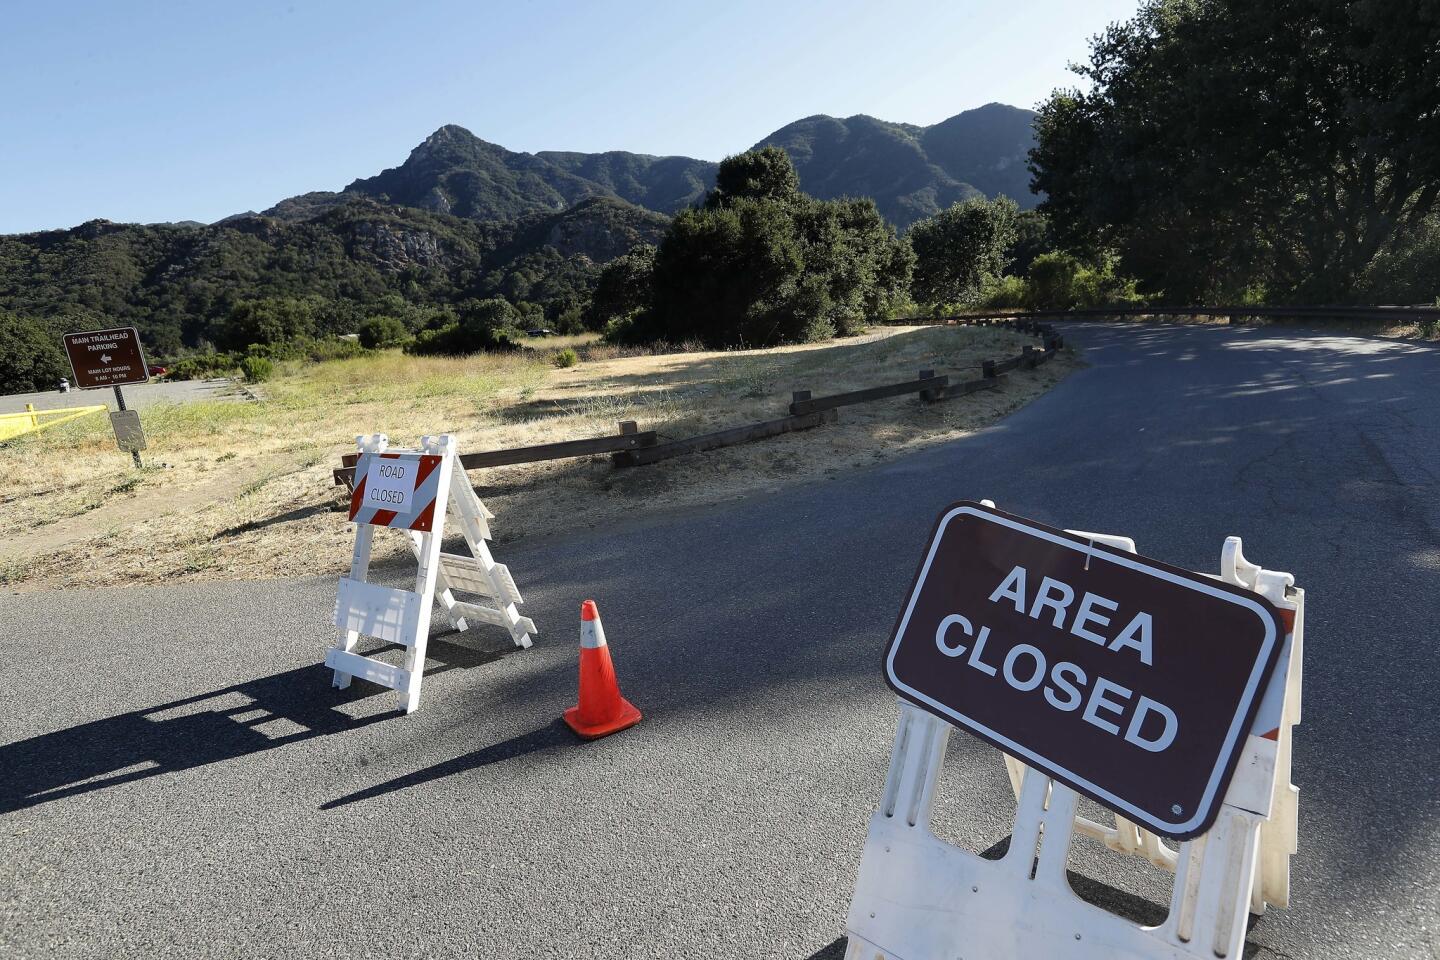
[347,452,444,531]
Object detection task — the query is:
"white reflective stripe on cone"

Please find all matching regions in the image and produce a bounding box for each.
[581,618,607,649]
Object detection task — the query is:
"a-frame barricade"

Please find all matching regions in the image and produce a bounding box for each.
[325,433,536,713]
[845,513,1303,960]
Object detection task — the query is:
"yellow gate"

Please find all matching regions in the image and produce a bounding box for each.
[0,403,107,442]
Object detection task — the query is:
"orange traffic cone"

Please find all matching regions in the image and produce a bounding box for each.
[564,600,642,739]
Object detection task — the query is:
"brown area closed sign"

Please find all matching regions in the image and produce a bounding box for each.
[884,501,1282,840]
[63,327,150,389]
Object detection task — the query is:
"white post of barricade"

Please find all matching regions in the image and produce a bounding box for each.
[1220,537,1303,913]
[331,433,388,692]
[845,508,1303,960]
[398,434,456,712]
[847,701,1269,960]
[324,433,536,713]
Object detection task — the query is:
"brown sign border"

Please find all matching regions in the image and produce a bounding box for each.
[882,501,1283,840]
[62,326,150,389]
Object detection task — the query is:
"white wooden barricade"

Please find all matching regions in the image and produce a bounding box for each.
[325,433,536,713]
[845,522,1303,960]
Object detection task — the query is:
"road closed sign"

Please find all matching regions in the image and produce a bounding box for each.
[63,327,150,389]
[884,501,1283,840]
[348,451,444,531]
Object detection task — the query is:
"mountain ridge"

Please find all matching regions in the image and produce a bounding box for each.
[262,103,1038,231]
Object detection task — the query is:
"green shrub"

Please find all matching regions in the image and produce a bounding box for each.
[601,310,641,345]
[357,315,411,349]
[1025,251,1144,310]
[405,300,524,356]
[166,352,242,380]
[406,323,523,356]
[909,197,1019,307]
[1026,253,1084,309]
[552,348,579,368]
[553,304,586,335]
[978,275,1030,309]
[583,245,656,332]
[235,336,369,363]
[1359,214,1440,304]
[300,337,369,363]
[213,297,320,351]
[407,326,456,355]
[239,356,274,383]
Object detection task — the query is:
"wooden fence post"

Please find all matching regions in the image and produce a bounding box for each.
[612,420,639,466]
[919,370,939,403]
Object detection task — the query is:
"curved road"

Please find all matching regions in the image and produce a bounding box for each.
[3,323,1438,959]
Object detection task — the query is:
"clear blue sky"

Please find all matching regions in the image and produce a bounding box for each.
[1,0,1139,233]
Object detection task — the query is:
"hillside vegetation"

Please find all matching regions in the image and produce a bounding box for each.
[0,196,667,355]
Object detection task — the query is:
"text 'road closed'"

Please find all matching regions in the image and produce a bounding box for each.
[884,502,1282,839]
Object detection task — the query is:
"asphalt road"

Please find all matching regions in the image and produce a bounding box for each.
[1,378,241,414]
[3,323,1438,959]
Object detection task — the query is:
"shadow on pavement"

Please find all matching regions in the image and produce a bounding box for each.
[321,718,574,809]
[0,634,510,815]
[807,928,1272,959]
[803,939,847,959]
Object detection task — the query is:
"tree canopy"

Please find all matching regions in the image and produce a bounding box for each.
[706,146,803,209]
[0,313,69,393]
[908,197,1018,307]
[405,298,523,355]
[582,244,656,333]
[1029,0,1440,303]
[625,149,912,348]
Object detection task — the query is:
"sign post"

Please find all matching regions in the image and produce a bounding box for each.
[110,384,144,468]
[62,327,150,469]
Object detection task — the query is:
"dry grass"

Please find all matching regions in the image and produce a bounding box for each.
[1,325,1076,591]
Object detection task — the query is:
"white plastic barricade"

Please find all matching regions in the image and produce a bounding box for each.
[324,433,536,713]
[845,511,1302,960]
[1000,533,1304,913]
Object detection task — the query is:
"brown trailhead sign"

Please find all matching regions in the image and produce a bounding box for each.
[884,501,1283,840]
[63,327,150,389]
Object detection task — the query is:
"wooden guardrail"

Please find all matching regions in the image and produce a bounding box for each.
[891,304,1440,325]
[939,373,1010,397]
[333,421,657,488]
[788,372,949,415]
[332,319,1064,484]
[613,410,838,467]
[786,368,1012,418]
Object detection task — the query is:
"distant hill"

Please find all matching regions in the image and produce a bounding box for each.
[261,126,715,225]
[267,104,1038,231]
[0,196,667,353]
[756,103,1038,226]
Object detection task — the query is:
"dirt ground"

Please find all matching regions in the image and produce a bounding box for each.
[2,325,1075,591]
